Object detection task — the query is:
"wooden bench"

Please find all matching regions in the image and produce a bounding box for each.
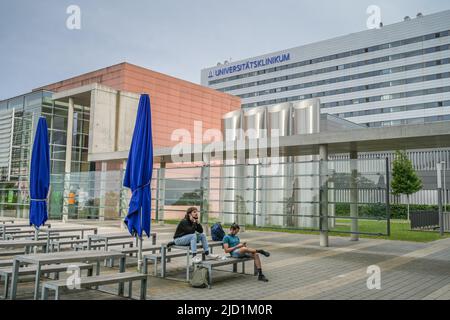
[0,260,13,268]
[112,244,161,257]
[22,234,80,240]
[198,257,257,288]
[41,272,148,300]
[7,233,77,240]
[74,239,134,251]
[169,241,224,281]
[143,249,195,276]
[75,240,134,267]
[0,250,25,257]
[51,239,88,252]
[0,260,28,268]
[0,262,94,299]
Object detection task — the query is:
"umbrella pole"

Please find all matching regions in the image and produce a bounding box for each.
[34,226,39,254]
[137,235,143,272]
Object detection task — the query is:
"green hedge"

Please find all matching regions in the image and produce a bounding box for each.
[335,203,438,220]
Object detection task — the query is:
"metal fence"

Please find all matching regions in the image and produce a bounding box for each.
[0,158,392,236]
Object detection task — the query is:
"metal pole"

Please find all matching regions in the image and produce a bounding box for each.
[252,164,257,227]
[154,168,160,222]
[138,235,143,272]
[443,161,447,212]
[350,150,358,241]
[438,189,444,236]
[319,144,329,247]
[34,226,39,254]
[385,158,391,237]
[7,108,15,182]
[437,162,444,236]
[158,162,166,225]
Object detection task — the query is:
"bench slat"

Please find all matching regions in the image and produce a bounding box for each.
[77,240,133,248]
[43,272,146,288]
[0,263,93,276]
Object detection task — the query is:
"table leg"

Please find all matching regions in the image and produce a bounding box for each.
[208,266,212,289]
[3,274,9,299]
[104,239,109,267]
[128,281,132,298]
[118,256,125,296]
[9,258,20,300]
[160,245,166,278]
[94,260,100,290]
[143,256,149,275]
[96,261,100,276]
[46,234,50,253]
[186,250,190,281]
[33,263,42,300]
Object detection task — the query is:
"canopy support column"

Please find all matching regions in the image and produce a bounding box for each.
[319,144,329,247]
[157,162,166,225]
[350,150,359,241]
[62,98,74,223]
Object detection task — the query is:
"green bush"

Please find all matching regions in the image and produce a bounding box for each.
[335,203,438,220]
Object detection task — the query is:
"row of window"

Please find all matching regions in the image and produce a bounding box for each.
[364,114,450,127]
[322,85,450,109]
[208,30,450,85]
[221,44,450,94]
[335,100,450,118]
[238,57,450,99]
[242,73,450,108]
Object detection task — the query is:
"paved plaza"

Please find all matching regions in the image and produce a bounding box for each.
[5,220,450,300]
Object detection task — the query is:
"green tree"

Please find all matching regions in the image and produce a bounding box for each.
[391,150,422,220]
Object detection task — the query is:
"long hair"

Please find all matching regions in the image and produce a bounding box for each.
[185,207,198,220]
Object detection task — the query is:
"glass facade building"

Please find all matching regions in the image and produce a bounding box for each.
[201,10,450,128]
[0,90,91,218]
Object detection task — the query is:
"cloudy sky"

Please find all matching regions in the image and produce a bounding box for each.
[1,0,449,99]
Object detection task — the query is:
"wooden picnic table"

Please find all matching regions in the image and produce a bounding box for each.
[160,240,223,281]
[0,218,16,224]
[39,226,98,253]
[1,224,51,240]
[9,250,126,300]
[87,232,157,251]
[0,239,48,253]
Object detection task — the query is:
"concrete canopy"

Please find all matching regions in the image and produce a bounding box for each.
[140,121,450,164]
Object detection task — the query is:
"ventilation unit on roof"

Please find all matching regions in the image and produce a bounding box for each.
[404,16,411,21]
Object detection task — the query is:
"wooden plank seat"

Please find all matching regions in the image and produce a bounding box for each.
[0,260,13,268]
[111,244,161,256]
[198,257,257,288]
[0,262,94,299]
[50,239,88,252]
[41,272,147,300]
[0,250,25,257]
[7,233,75,240]
[142,249,206,276]
[74,239,134,251]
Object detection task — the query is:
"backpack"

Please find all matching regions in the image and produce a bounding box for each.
[190,266,209,288]
[211,222,226,241]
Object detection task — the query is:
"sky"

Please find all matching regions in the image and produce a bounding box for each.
[1,0,450,100]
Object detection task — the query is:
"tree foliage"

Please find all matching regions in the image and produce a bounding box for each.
[391,150,422,196]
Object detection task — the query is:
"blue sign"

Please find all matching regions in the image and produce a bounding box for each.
[208,53,291,79]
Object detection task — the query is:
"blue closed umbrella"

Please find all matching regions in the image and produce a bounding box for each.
[123,94,153,270]
[29,117,50,243]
